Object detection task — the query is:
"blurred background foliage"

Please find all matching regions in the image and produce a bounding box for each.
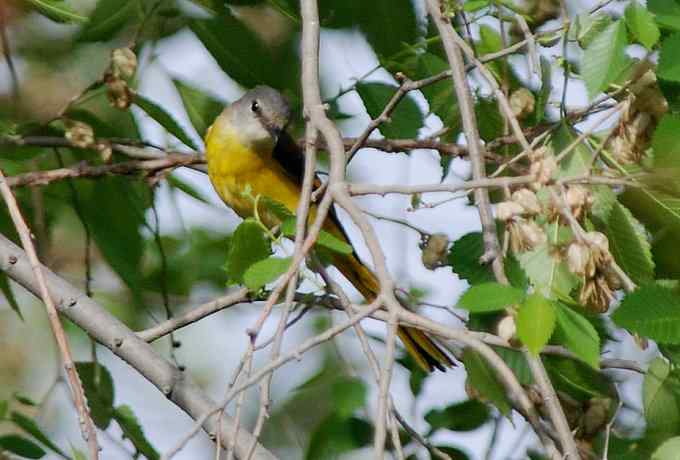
[1,0,680,458]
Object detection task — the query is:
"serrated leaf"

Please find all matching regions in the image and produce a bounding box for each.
[659,33,680,83]
[305,415,372,460]
[75,362,115,430]
[133,94,198,150]
[78,0,136,42]
[644,357,680,438]
[573,13,613,48]
[612,285,680,343]
[517,293,556,355]
[458,282,525,312]
[652,436,680,460]
[477,25,504,81]
[224,219,271,286]
[425,399,490,433]
[581,20,628,99]
[649,0,680,31]
[463,349,512,416]
[243,256,292,291]
[591,185,617,222]
[0,435,45,459]
[10,412,68,458]
[356,0,419,59]
[653,114,680,169]
[0,272,22,320]
[606,202,654,285]
[172,79,224,138]
[552,123,592,178]
[554,304,600,369]
[113,405,159,460]
[25,0,86,23]
[355,82,423,139]
[625,1,661,50]
[331,377,366,419]
[448,233,494,285]
[494,347,533,385]
[517,241,579,299]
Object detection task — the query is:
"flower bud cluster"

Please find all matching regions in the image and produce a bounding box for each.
[496,188,547,252]
[105,48,137,110]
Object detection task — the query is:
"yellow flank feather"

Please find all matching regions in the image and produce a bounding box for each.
[205,102,453,372]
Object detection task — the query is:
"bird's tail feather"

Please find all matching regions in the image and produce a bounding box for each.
[332,252,453,372]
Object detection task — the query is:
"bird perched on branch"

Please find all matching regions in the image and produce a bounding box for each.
[204,85,452,372]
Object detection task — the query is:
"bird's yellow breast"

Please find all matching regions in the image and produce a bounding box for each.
[205,118,301,226]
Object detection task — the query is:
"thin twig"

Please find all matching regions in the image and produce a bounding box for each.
[0,170,100,458]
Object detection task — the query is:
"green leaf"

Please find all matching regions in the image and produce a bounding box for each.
[544,356,615,402]
[653,114,680,169]
[532,57,552,125]
[517,241,579,300]
[80,178,147,295]
[475,97,504,142]
[166,174,211,205]
[494,347,533,385]
[113,405,159,460]
[0,435,46,459]
[458,282,525,312]
[652,436,680,460]
[581,20,628,99]
[280,218,353,254]
[625,1,661,49]
[12,394,36,407]
[425,399,490,433]
[25,0,86,23]
[517,293,556,355]
[189,16,274,88]
[612,285,680,344]
[224,219,271,286]
[448,233,494,285]
[659,34,680,83]
[644,357,680,438]
[243,256,292,291]
[649,0,680,31]
[606,202,654,285]
[305,415,372,460]
[462,349,512,416]
[552,123,592,178]
[71,446,87,460]
[133,94,199,150]
[0,272,22,320]
[172,79,224,138]
[75,362,115,430]
[355,82,423,139]
[78,0,137,42]
[357,0,419,59]
[0,400,7,419]
[10,412,68,458]
[331,377,366,419]
[572,13,613,49]
[554,304,600,369]
[477,25,505,81]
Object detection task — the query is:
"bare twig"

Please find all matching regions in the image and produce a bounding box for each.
[0,171,100,459]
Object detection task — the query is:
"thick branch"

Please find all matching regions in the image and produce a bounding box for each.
[0,234,277,460]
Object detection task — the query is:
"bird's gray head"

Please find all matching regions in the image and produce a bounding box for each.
[226,85,291,150]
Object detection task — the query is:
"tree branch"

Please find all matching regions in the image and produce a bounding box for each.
[0,234,277,460]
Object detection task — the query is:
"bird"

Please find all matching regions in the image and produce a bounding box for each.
[204,85,453,372]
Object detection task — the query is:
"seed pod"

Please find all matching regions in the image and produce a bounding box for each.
[510,87,536,119]
[518,220,547,249]
[65,121,94,149]
[497,315,517,342]
[530,155,557,189]
[421,233,449,269]
[567,242,592,277]
[106,77,132,110]
[511,188,541,215]
[96,141,113,163]
[528,145,548,162]
[496,201,525,221]
[584,231,610,265]
[111,48,137,79]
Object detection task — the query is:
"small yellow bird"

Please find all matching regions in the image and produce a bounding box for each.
[205,85,452,372]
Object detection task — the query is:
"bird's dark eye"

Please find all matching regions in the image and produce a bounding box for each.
[251,100,260,112]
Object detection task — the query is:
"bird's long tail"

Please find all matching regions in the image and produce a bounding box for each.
[332,252,454,372]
